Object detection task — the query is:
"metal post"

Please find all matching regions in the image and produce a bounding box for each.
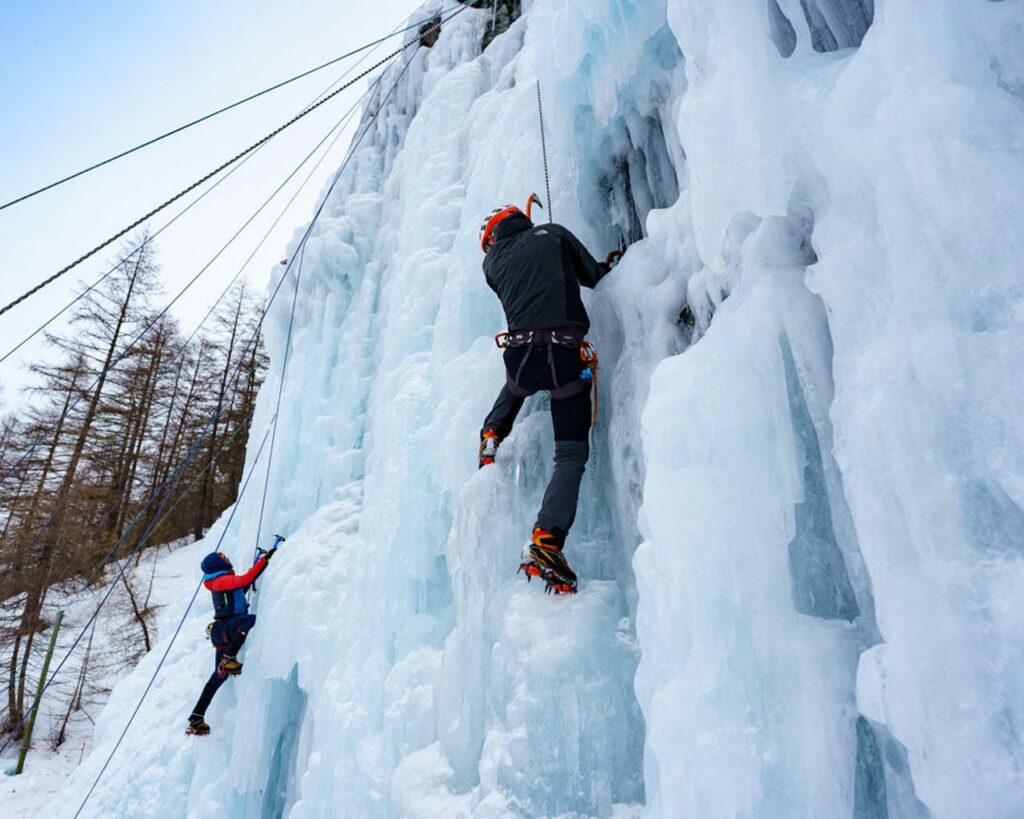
[15,608,64,775]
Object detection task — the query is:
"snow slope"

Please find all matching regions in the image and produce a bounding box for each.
[0,538,208,818]
[44,0,1024,816]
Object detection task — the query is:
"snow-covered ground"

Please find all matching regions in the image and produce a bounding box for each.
[6,0,1023,816]
[0,538,207,818]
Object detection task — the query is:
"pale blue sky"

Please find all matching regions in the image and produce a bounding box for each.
[0,0,422,403]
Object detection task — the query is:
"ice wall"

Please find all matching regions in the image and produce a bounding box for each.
[55,0,1024,817]
[635,0,1024,817]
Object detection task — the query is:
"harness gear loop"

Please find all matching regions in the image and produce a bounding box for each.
[579,341,600,426]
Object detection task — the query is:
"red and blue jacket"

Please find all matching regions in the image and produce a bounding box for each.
[205,556,268,620]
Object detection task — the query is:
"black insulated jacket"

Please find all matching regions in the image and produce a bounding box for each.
[483,212,607,332]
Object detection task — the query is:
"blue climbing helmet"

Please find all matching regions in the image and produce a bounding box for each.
[201,551,233,580]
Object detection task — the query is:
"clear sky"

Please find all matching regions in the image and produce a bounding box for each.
[0,0,422,407]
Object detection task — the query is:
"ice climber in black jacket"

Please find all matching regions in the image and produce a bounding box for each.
[477,202,621,594]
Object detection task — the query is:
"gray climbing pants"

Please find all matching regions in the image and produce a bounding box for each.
[482,342,593,543]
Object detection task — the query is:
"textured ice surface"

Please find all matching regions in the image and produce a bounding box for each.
[48,0,1024,817]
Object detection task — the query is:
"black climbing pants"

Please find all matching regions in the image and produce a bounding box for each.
[482,344,592,544]
[191,613,256,718]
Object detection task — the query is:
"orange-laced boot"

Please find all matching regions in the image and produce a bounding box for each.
[518,528,577,594]
[217,655,243,677]
[479,429,500,468]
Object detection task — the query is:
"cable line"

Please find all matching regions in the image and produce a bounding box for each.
[0,10,397,368]
[0,39,422,772]
[0,81,373,591]
[0,70,376,594]
[72,421,273,819]
[0,5,464,213]
[0,64,386,493]
[0,4,469,320]
[536,80,553,223]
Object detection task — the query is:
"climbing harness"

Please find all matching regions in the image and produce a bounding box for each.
[494,327,598,410]
[536,80,553,223]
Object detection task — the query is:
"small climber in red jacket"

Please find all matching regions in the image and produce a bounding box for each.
[185,537,282,736]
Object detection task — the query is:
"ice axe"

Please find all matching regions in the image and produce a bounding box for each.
[603,234,629,271]
[251,534,286,593]
[525,193,544,222]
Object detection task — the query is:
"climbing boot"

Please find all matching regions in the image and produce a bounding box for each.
[217,655,243,678]
[479,429,500,468]
[186,714,210,736]
[518,528,577,594]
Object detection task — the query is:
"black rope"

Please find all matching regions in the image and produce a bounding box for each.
[0,3,470,320]
[69,44,423,815]
[0,73,379,599]
[0,65,385,494]
[537,80,553,224]
[0,74,377,597]
[0,245,295,758]
[71,422,273,819]
[0,5,464,213]
[0,10,397,369]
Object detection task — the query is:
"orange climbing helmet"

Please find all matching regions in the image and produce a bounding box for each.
[479,194,545,254]
[480,205,522,254]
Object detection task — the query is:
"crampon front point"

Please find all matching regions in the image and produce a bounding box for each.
[518,557,578,595]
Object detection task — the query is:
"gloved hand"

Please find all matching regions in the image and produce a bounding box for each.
[264,546,278,562]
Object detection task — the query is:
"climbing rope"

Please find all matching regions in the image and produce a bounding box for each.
[253,41,423,549]
[0,3,470,319]
[0,5,466,213]
[0,10,402,369]
[0,62,388,492]
[0,257,287,757]
[2,38,424,785]
[71,422,274,819]
[536,80,553,224]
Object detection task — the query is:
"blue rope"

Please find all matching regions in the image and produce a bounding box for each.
[0,43,418,754]
[71,422,274,819]
[0,56,389,492]
[0,243,300,758]
[252,43,422,548]
[0,73,387,591]
[50,42,424,814]
[0,11,405,371]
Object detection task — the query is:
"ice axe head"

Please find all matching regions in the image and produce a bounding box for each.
[525,193,544,222]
